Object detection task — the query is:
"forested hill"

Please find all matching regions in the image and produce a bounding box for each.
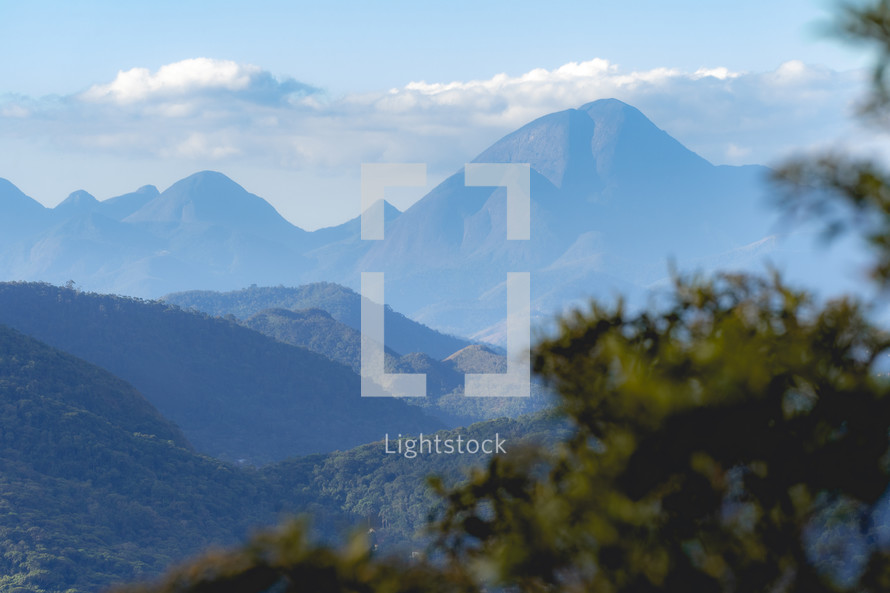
[0,320,563,592]
[0,282,442,464]
[0,323,287,592]
[0,324,187,449]
[164,282,474,360]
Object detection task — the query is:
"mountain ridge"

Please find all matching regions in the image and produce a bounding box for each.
[0,282,444,463]
[0,98,802,341]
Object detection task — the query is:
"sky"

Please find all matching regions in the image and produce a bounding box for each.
[0,0,876,229]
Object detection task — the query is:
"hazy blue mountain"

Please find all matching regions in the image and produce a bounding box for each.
[238,305,549,426]
[0,177,49,248]
[0,172,314,296]
[307,199,402,247]
[126,171,306,245]
[98,184,160,220]
[118,171,312,293]
[0,177,47,220]
[164,282,473,360]
[0,99,827,342]
[0,282,442,464]
[20,212,161,286]
[348,99,774,338]
[53,189,101,217]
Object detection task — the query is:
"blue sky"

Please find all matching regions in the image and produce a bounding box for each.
[0,0,874,229]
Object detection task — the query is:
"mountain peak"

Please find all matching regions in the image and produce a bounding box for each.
[125,171,305,238]
[55,189,100,214]
[579,98,710,177]
[578,97,638,115]
[170,170,244,193]
[98,185,160,221]
[471,98,709,190]
[361,198,402,221]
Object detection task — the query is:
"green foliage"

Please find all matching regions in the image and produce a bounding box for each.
[837,0,890,116]
[776,1,890,287]
[434,274,890,591]
[266,414,565,552]
[113,520,476,593]
[0,325,287,593]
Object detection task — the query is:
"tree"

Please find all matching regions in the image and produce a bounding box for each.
[434,273,890,592]
[113,2,890,592]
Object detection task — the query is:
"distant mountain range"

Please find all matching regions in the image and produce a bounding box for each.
[0,98,845,342]
[164,283,552,424]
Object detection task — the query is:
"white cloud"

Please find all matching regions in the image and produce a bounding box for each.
[82,58,260,103]
[79,58,318,108]
[0,57,867,200]
[328,58,862,171]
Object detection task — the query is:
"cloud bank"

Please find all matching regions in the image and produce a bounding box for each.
[0,57,867,227]
[1,57,863,168]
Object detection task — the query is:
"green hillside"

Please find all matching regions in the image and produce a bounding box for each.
[164,283,473,359]
[0,319,560,591]
[244,307,383,374]
[0,282,442,464]
[0,325,288,593]
[242,307,554,426]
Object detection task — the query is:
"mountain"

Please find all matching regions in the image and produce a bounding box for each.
[0,324,188,448]
[164,282,474,360]
[0,99,824,342]
[0,319,561,591]
[0,172,314,296]
[0,282,442,463]
[307,199,402,247]
[126,171,306,245]
[0,323,287,592]
[53,189,100,217]
[342,99,774,338]
[0,177,46,221]
[98,184,160,220]
[237,304,553,426]
[243,306,416,376]
[445,344,507,374]
[244,307,370,373]
[0,178,48,249]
